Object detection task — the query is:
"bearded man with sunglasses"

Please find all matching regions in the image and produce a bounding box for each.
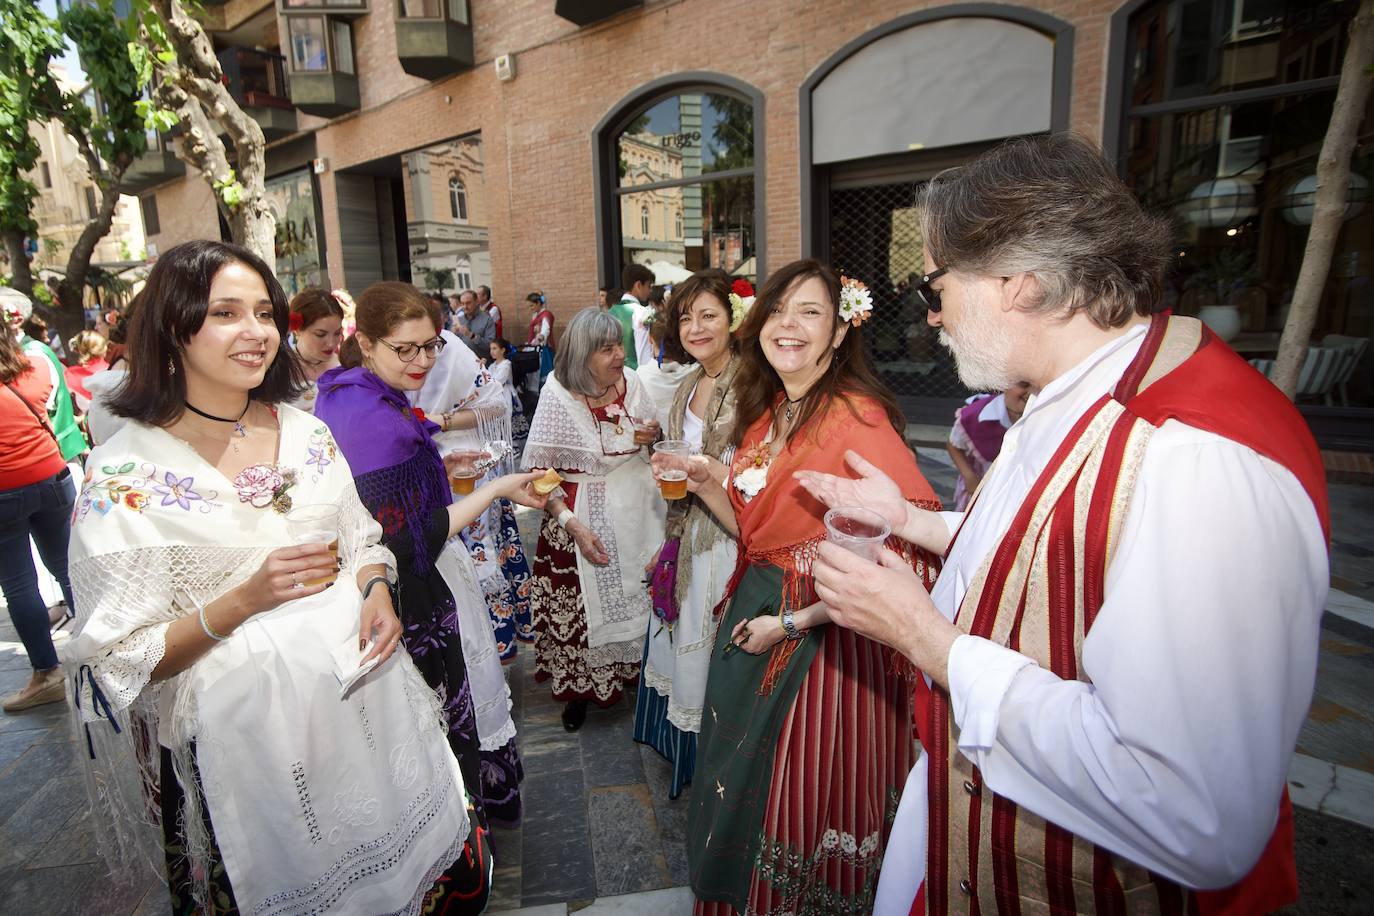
[801,133,1328,915]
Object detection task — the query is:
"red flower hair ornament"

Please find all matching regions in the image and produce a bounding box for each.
[288,312,305,333]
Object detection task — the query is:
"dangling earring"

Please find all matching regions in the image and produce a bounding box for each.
[168,356,176,375]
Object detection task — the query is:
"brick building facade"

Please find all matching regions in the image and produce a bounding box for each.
[137,0,1372,429]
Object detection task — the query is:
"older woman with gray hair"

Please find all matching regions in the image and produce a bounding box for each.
[522,308,665,730]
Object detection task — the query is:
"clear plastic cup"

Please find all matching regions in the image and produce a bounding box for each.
[285,504,341,586]
[823,506,890,560]
[652,439,692,500]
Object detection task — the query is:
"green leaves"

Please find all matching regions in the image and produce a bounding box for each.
[216,176,246,208]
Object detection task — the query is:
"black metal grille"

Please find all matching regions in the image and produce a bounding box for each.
[829,180,974,416]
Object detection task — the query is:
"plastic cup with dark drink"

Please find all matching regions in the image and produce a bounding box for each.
[823,507,890,561]
[652,440,692,500]
[285,504,342,587]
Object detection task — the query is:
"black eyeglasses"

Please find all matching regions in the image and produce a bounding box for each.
[378,337,446,363]
[915,268,948,313]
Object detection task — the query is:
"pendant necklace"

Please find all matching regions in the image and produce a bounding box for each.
[783,395,804,423]
[186,400,252,451]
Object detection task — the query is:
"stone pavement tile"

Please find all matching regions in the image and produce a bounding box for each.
[580,710,645,790]
[0,698,69,738]
[492,904,566,915]
[0,739,73,827]
[637,745,689,887]
[587,784,670,897]
[489,863,524,913]
[1326,589,1374,631]
[0,859,150,916]
[1288,753,1374,831]
[521,833,598,907]
[1279,806,1374,915]
[0,773,90,850]
[576,885,694,914]
[0,727,49,775]
[520,720,586,778]
[27,805,101,869]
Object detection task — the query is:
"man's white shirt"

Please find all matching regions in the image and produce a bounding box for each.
[874,324,1328,912]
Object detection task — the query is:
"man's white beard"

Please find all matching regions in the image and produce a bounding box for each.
[937,290,1018,391]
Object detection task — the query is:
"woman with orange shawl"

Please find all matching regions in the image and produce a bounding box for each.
[671,259,941,915]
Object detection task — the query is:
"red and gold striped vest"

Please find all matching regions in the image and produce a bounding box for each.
[923,315,1329,916]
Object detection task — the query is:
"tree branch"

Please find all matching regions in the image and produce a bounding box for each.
[1272,2,1374,400]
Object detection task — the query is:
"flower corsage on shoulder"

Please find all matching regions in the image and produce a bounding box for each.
[728,279,755,332]
[838,275,874,327]
[732,443,771,502]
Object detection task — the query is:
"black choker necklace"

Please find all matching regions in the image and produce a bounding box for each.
[701,361,727,380]
[186,400,251,439]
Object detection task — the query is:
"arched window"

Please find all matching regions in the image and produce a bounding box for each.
[597,76,764,286]
[449,176,467,222]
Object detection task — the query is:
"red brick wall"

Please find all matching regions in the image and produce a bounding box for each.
[268,0,1121,330]
[144,177,220,260]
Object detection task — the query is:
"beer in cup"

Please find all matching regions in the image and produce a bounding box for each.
[285,504,342,587]
[653,440,692,500]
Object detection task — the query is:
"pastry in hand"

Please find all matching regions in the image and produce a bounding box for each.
[532,468,563,495]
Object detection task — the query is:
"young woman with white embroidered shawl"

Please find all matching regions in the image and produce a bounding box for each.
[521,308,666,731]
[65,241,490,915]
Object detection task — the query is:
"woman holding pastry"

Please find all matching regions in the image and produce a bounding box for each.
[521,308,665,731]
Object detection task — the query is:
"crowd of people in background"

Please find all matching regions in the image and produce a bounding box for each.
[0,133,1334,915]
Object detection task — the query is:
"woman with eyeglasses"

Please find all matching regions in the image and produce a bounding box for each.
[316,282,550,832]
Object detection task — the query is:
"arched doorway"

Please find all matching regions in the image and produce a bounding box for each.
[593,72,766,287]
[801,6,1073,422]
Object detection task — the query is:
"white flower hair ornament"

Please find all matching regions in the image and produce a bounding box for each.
[728,278,755,332]
[838,275,874,327]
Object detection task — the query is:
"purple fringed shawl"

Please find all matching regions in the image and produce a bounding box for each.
[315,366,452,575]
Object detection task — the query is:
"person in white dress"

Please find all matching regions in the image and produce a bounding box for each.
[66,240,493,914]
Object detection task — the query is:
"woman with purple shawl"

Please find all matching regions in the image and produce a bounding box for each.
[316,282,548,830]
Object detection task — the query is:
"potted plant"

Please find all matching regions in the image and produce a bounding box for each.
[1184,248,1256,342]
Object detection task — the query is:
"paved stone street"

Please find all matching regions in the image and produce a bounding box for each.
[1,445,1372,914]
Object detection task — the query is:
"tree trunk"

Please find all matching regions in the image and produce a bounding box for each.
[49,167,127,342]
[1271,1,1373,400]
[150,0,274,265]
[2,230,34,295]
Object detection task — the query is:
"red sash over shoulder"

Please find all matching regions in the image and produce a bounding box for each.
[921,314,1327,916]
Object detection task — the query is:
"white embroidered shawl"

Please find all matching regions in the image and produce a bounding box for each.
[522,371,665,656]
[64,406,470,915]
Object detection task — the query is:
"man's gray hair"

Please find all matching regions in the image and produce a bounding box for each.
[920,133,1172,328]
[459,289,477,303]
[555,308,623,396]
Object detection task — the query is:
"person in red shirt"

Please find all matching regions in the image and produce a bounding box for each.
[0,324,74,711]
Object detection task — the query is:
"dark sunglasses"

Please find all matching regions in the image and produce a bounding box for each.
[915,268,948,313]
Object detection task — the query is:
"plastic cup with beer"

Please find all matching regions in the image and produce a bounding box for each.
[285,504,342,587]
[446,449,485,495]
[823,506,890,561]
[632,416,659,446]
[652,439,692,500]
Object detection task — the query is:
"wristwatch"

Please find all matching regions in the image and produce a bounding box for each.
[780,607,804,641]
